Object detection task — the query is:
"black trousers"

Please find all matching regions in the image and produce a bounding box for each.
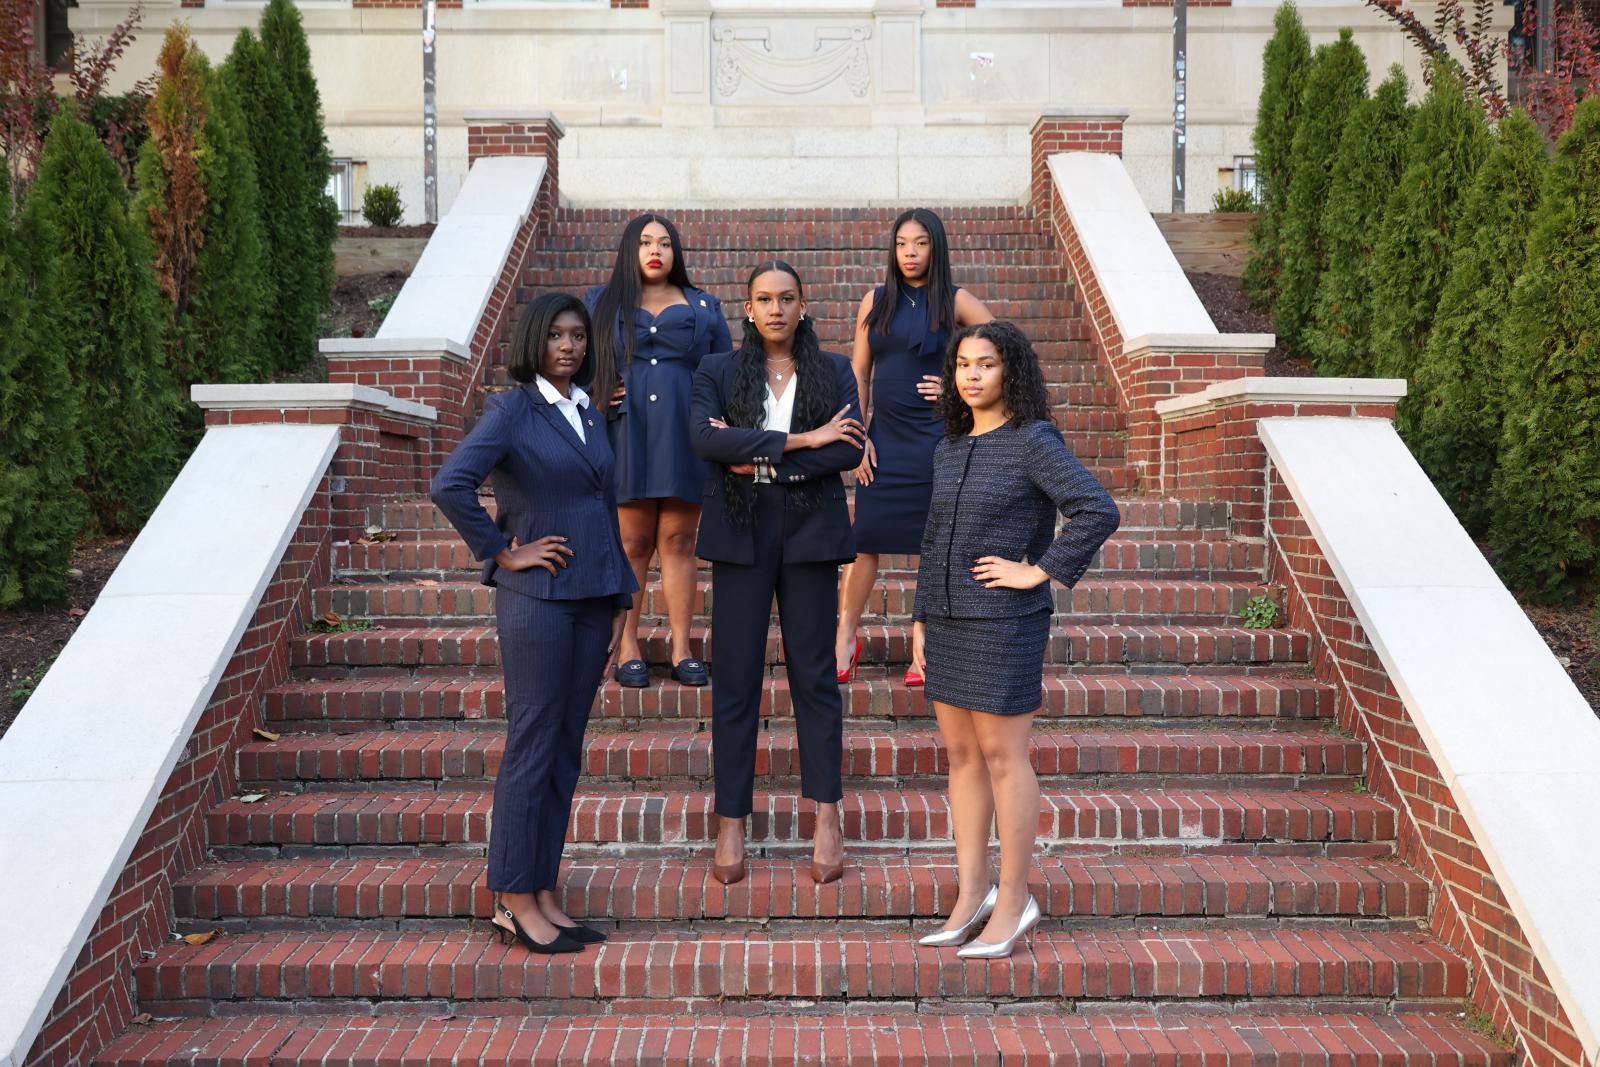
[710,483,845,818]
[489,589,613,892]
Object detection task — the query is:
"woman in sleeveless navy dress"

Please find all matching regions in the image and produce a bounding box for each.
[586,214,732,690]
[836,209,992,684]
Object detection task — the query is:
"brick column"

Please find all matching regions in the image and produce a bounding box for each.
[464,111,565,227]
[1031,110,1127,217]
[195,385,439,541]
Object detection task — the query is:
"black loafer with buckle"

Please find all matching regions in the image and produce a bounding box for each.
[671,658,709,686]
[614,659,650,688]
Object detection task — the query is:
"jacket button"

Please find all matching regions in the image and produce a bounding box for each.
[650,358,658,365]
[649,394,658,402]
[594,491,603,500]
[649,326,658,334]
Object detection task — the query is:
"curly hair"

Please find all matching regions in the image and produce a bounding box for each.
[506,292,594,387]
[589,213,696,416]
[721,260,839,530]
[934,320,1054,437]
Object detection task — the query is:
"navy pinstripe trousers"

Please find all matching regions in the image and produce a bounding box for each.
[489,588,614,893]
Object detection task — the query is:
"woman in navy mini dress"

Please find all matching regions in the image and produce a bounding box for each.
[587,214,732,689]
[835,209,992,684]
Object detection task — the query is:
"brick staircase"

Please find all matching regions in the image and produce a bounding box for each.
[97,209,1512,1065]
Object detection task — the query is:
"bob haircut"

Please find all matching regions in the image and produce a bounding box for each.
[507,292,595,388]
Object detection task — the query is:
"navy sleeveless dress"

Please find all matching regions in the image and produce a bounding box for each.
[852,284,956,554]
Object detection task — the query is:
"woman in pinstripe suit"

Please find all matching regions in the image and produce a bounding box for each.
[431,292,638,955]
[910,321,1120,959]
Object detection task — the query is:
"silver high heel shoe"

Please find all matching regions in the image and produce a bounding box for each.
[956,896,1042,959]
[917,885,998,947]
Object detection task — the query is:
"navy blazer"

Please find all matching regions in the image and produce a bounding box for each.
[583,284,732,417]
[690,350,865,566]
[429,385,639,607]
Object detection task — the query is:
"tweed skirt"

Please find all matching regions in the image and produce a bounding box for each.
[922,608,1052,716]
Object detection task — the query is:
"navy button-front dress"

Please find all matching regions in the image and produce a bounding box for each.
[853,284,958,554]
[584,285,732,504]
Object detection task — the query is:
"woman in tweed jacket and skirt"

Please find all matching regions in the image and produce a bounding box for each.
[909,320,1120,959]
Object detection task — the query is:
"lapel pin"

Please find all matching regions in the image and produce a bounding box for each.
[699,299,707,307]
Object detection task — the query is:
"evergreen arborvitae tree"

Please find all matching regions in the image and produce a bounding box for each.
[136,24,269,408]
[1273,29,1368,351]
[1368,60,1489,424]
[1487,99,1600,602]
[1304,65,1413,378]
[29,113,179,533]
[261,0,338,367]
[1412,111,1547,535]
[226,28,309,375]
[1243,2,1312,306]
[0,171,87,609]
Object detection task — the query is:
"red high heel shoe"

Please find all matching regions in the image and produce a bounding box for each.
[836,638,863,683]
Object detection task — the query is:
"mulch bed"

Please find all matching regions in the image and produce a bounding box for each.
[1520,600,1600,714]
[339,224,436,239]
[1185,271,1314,378]
[0,538,134,741]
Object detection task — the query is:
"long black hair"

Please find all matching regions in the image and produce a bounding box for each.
[590,213,695,412]
[722,260,840,530]
[935,320,1053,438]
[507,291,594,388]
[863,208,957,341]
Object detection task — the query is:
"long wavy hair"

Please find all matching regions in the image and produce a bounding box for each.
[590,213,695,415]
[722,260,839,530]
[863,208,957,341]
[507,292,594,388]
[935,320,1054,438]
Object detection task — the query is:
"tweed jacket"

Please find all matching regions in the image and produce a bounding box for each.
[913,419,1120,621]
[430,385,638,608]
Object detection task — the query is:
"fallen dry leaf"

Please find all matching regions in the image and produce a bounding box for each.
[68,607,86,618]
[182,930,219,946]
[414,579,439,587]
[253,727,282,743]
[237,793,266,804]
[130,1013,153,1026]
[322,612,343,626]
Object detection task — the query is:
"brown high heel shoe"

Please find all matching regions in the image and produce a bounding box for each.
[712,818,746,885]
[810,808,845,884]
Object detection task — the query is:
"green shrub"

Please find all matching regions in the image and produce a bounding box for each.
[1487,99,1600,602]
[1211,187,1258,213]
[1305,65,1414,378]
[1412,110,1547,535]
[1273,29,1369,351]
[1243,2,1312,306]
[1369,61,1489,420]
[226,28,313,375]
[261,0,338,360]
[0,171,87,609]
[362,183,403,227]
[135,24,270,416]
[27,113,179,534]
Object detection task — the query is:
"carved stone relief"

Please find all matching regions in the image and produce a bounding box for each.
[712,25,873,101]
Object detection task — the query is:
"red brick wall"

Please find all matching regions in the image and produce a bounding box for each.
[24,468,336,1067]
[1031,114,1125,218]
[1156,395,1590,1067]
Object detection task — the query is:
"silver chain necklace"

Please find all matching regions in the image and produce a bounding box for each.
[767,355,795,382]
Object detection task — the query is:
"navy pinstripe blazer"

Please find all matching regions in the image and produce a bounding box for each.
[429,385,638,607]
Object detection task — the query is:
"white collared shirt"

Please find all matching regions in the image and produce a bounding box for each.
[752,379,798,483]
[536,374,590,443]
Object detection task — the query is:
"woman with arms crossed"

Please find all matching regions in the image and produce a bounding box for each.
[835,208,992,684]
[587,213,732,690]
[691,261,866,886]
[430,293,638,954]
[911,321,1120,958]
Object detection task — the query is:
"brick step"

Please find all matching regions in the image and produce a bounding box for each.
[541,231,1058,253]
[174,854,1428,924]
[205,785,1396,850]
[367,497,1230,537]
[331,536,1262,582]
[93,1011,1515,1067]
[130,926,1465,1011]
[523,276,1082,303]
[267,672,1336,729]
[289,623,1310,672]
[237,727,1364,789]
[316,578,1273,628]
